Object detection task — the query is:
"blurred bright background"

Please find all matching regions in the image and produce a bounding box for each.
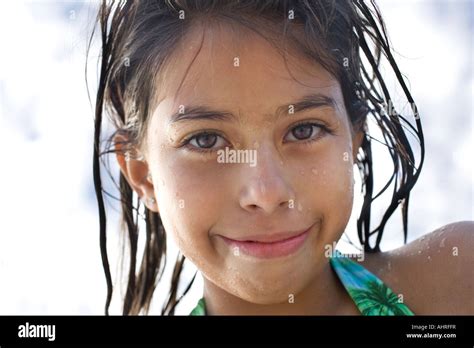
[0,0,472,315]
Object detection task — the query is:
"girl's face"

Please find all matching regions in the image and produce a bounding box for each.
[123,23,361,304]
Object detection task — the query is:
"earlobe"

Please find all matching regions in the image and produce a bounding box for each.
[114,134,159,212]
[351,130,365,160]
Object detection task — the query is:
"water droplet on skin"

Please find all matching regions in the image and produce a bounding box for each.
[440,237,446,248]
[417,250,422,254]
[420,236,426,241]
[297,202,303,212]
[311,168,318,175]
[427,256,432,261]
[387,261,392,271]
[300,170,305,175]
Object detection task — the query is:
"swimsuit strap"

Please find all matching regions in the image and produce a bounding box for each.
[190,297,206,315]
[329,250,414,315]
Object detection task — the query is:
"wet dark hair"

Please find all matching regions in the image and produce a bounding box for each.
[89,0,424,315]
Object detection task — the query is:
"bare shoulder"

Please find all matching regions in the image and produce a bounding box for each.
[360,221,474,314]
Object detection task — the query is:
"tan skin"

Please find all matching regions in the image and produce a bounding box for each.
[115,22,474,315]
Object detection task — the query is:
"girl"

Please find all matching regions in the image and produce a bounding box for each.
[90,0,473,315]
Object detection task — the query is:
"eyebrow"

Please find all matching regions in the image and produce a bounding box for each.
[169,93,336,124]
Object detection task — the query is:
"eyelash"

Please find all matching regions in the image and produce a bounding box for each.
[181,121,333,154]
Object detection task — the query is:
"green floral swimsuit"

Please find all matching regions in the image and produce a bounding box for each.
[190,251,414,316]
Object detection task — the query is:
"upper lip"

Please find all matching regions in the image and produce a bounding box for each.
[218,224,313,244]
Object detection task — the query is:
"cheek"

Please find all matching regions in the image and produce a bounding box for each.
[302,140,355,232]
[149,152,228,269]
[322,150,354,204]
[326,159,354,226]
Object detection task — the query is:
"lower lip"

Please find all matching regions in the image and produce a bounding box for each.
[219,226,312,259]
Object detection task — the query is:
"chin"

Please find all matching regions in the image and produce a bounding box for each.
[227,270,310,305]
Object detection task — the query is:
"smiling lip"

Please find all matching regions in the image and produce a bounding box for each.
[218,225,313,259]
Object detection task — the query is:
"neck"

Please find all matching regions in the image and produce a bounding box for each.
[202,259,356,315]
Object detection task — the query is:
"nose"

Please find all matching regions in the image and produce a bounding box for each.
[239,147,295,215]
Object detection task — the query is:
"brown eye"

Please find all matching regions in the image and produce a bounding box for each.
[285,122,324,142]
[283,121,331,144]
[193,133,217,148]
[184,131,227,153]
[291,124,314,140]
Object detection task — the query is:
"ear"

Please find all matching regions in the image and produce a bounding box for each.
[351,128,365,161]
[114,133,158,213]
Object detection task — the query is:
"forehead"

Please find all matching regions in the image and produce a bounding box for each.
[153,20,342,121]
